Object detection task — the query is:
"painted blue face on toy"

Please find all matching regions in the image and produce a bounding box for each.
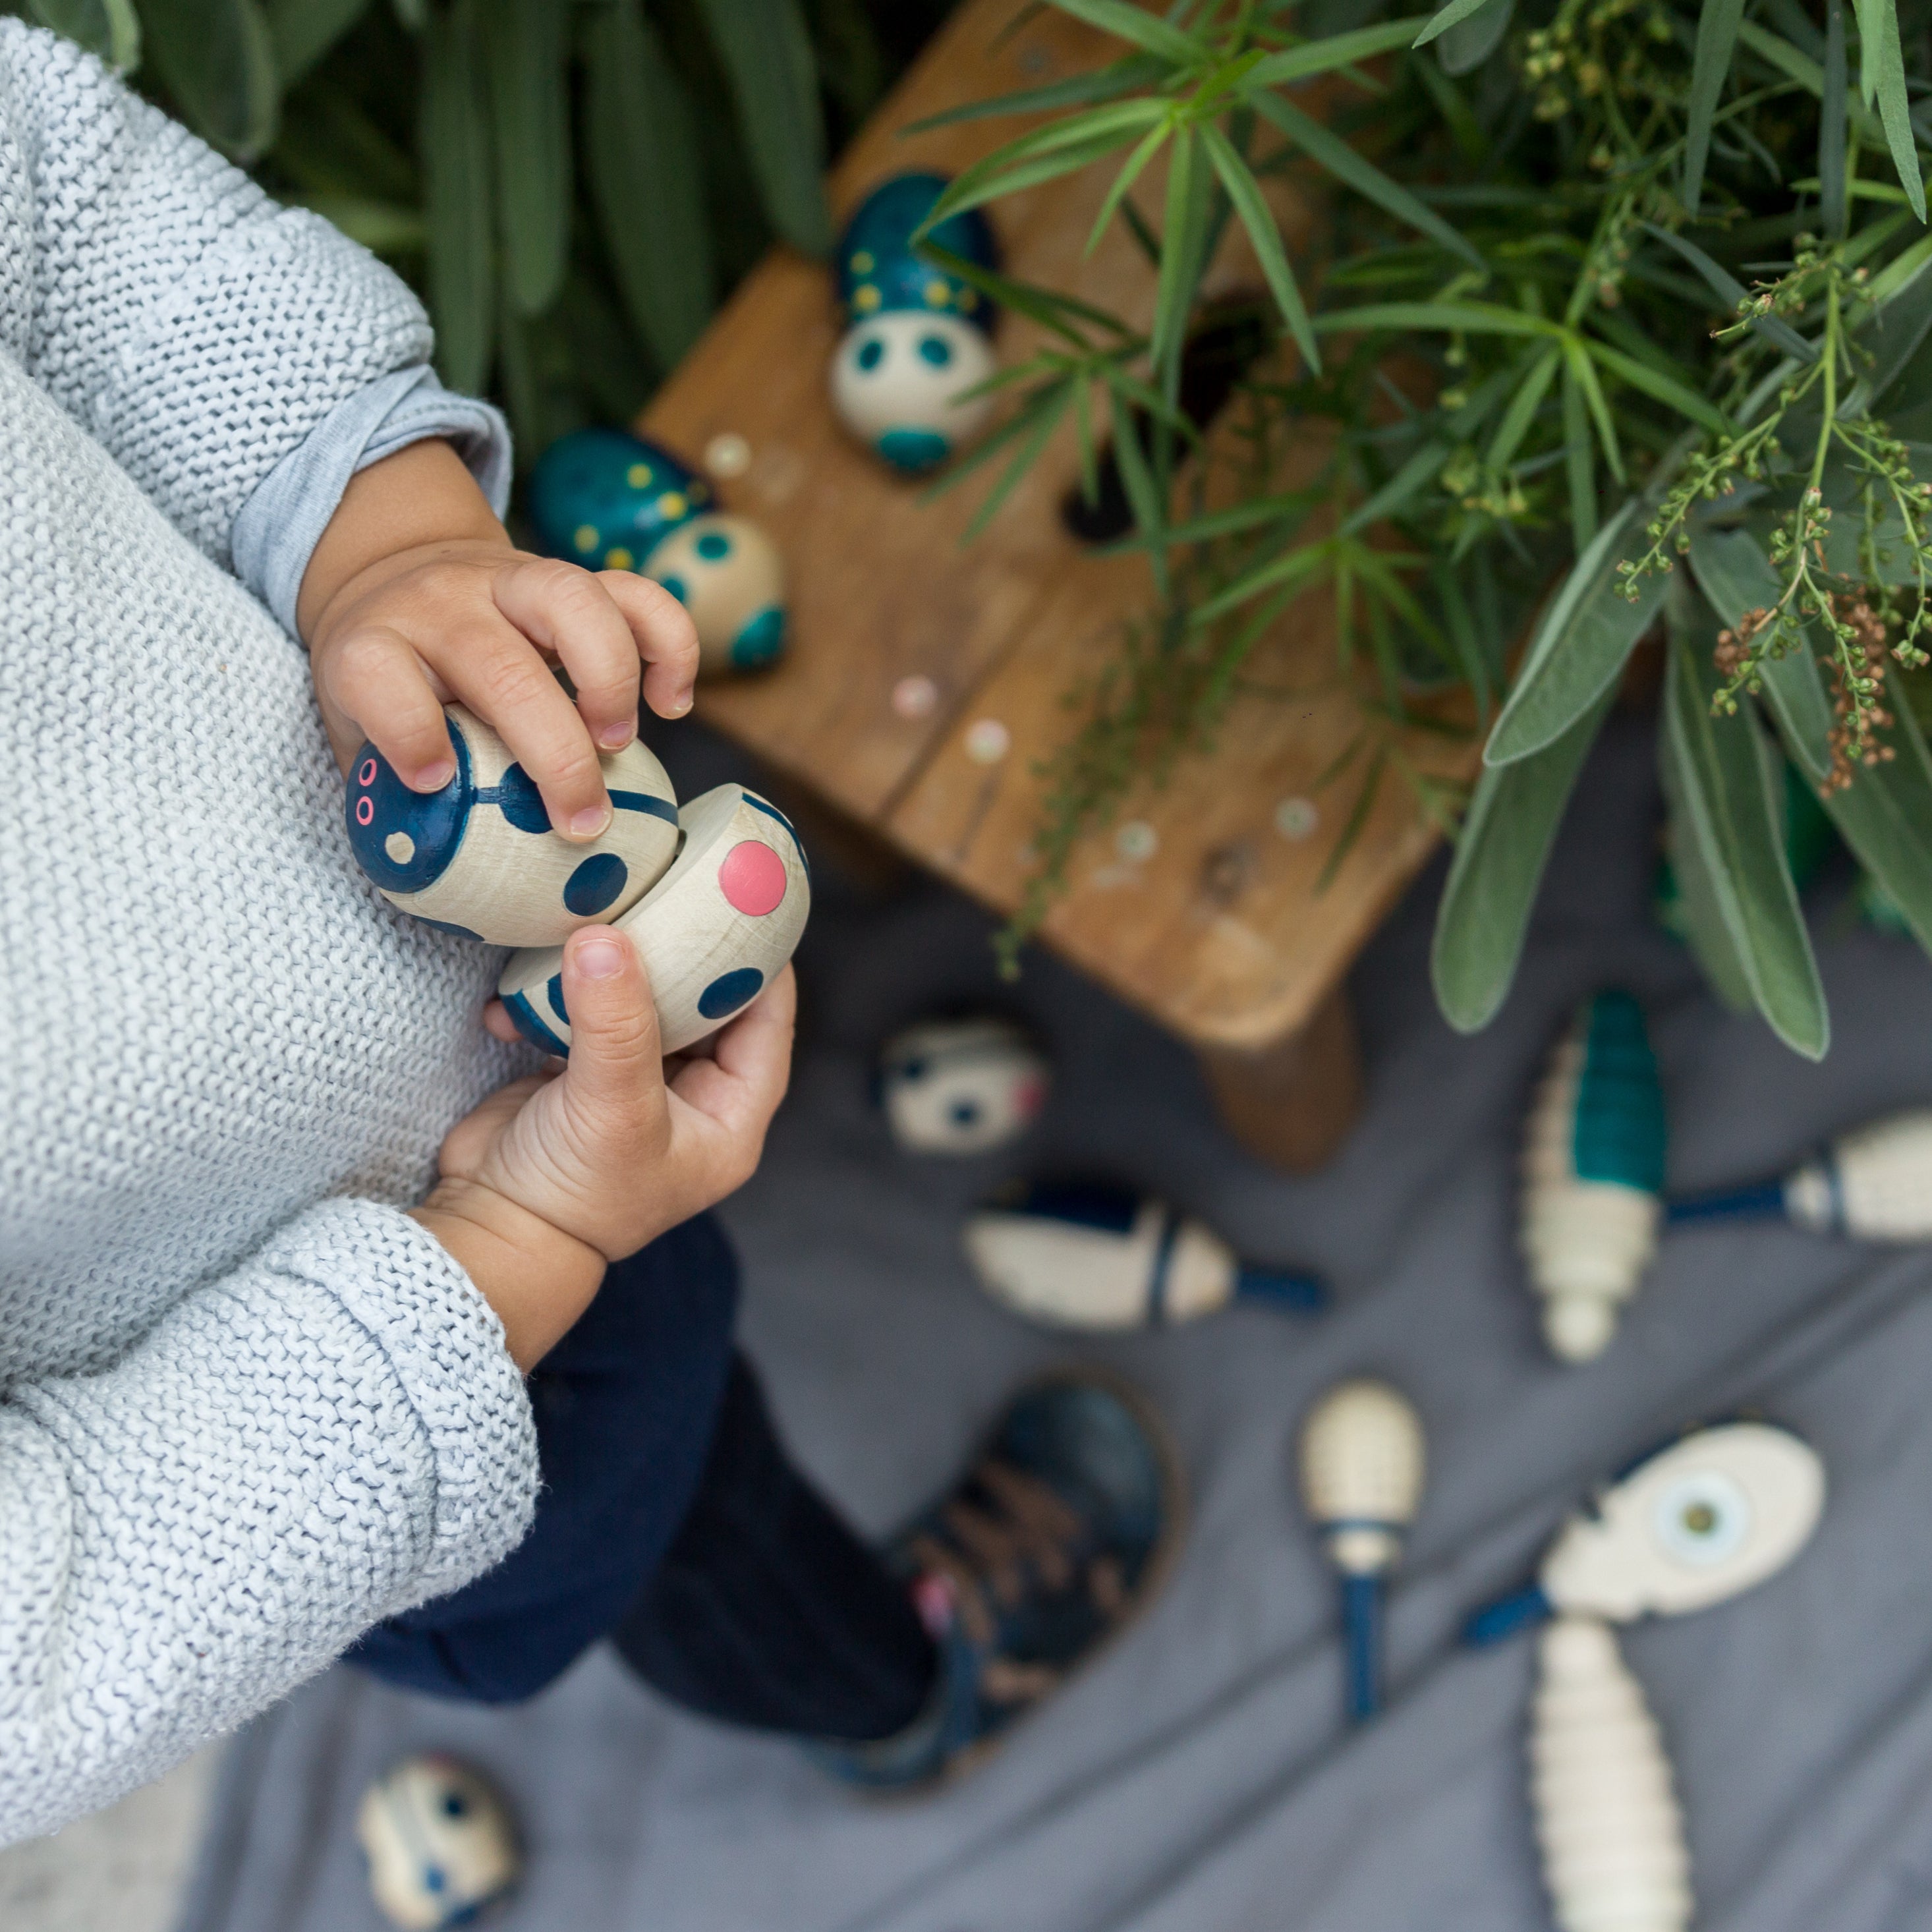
[832,173,1000,474]
[525,428,787,678]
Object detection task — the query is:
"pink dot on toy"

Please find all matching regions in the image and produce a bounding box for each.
[718,839,787,917]
[356,797,375,826]
[358,759,378,786]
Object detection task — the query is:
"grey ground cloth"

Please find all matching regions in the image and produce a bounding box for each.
[177,714,1932,1932]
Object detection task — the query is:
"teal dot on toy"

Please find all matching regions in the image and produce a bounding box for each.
[731,605,787,669]
[876,427,950,473]
[918,333,953,368]
[698,966,764,1019]
[563,852,629,916]
[857,337,885,372]
[695,529,732,561]
[659,575,689,604]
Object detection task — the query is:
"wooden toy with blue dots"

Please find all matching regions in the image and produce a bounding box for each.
[345,706,809,1054]
[831,172,1000,474]
[525,427,787,677]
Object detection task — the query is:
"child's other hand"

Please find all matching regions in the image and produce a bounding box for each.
[412,930,794,1369]
[300,441,699,842]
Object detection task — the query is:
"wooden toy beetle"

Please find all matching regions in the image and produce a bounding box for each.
[355,1753,519,1931]
[525,426,786,677]
[879,1015,1049,1154]
[832,173,1000,474]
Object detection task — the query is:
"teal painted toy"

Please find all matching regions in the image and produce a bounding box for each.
[526,428,785,677]
[1520,990,1668,1362]
[831,173,1000,474]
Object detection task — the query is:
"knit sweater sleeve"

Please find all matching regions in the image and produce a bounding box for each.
[0,1199,538,1848]
[0,19,436,567]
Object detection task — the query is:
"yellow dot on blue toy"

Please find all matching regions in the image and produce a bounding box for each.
[658,490,687,521]
[627,463,652,489]
[573,525,598,554]
[606,546,633,570]
[924,278,952,308]
[854,284,882,313]
[851,249,874,273]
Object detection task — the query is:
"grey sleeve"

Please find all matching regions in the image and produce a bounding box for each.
[0,1199,538,1848]
[231,366,514,638]
[0,20,440,568]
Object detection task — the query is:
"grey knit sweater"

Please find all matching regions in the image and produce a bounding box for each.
[0,23,543,1842]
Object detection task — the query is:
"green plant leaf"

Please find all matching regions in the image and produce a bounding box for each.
[696,0,832,256]
[1662,623,1828,1056]
[1314,298,1556,337]
[1484,342,1562,471]
[1246,17,1434,86]
[1639,223,1818,359]
[903,54,1168,132]
[420,0,494,393]
[288,190,424,252]
[480,0,569,316]
[1682,0,1744,214]
[1487,503,1666,765]
[1436,0,1514,72]
[1431,685,1616,1030]
[1861,262,1932,403]
[1658,725,1758,1009]
[264,0,368,84]
[1342,440,1452,535]
[1854,0,1925,217]
[1584,337,1729,433]
[584,0,714,371]
[1561,359,1597,552]
[1201,124,1319,373]
[28,0,140,69]
[1044,0,1205,62]
[1821,0,1850,239]
[1413,0,1503,47]
[1247,90,1481,268]
[142,0,279,159]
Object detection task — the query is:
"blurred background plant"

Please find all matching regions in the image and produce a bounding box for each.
[0,0,950,459]
[913,0,1932,1056]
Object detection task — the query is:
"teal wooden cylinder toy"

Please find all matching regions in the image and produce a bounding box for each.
[525,428,786,677]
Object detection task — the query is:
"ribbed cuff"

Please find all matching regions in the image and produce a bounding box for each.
[229,366,513,638]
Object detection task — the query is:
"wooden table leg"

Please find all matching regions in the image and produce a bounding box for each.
[1196,986,1364,1172]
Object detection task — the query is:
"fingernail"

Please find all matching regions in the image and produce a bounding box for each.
[598,720,636,751]
[413,759,455,791]
[570,804,612,838]
[671,689,695,716]
[575,931,626,979]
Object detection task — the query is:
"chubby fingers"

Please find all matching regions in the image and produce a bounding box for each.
[492,557,650,756]
[552,925,669,1151]
[316,623,457,789]
[668,964,796,1142]
[594,571,699,723]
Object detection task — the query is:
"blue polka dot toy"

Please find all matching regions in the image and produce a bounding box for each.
[525,428,787,677]
[344,704,679,947]
[498,781,810,1056]
[831,173,1001,474]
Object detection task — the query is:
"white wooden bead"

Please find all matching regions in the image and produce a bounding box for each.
[642,512,787,677]
[344,704,679,948]
[498,782,809,1056]
[1530,1616,1692,1932]
[1299,1380,1426,1576]
[832,311,996,467]
[355,1753,519,1931]
[1784,1108,1932,1239]
[880,1016,1050,1154]
[1540,1421,1825,1623]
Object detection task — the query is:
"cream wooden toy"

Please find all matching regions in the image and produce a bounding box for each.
[832,173,1000,474]
[525,427,787,677]
[1668,1109,1932,1241]
[345,705,679,946]
[1530,1616,1692,1932]
[1464,1421,1825,1644]
[355,1753,519,1931]
[880,1015,1050,1154]
[962,1182,1324,1330]
[499,781,810,1056]
[1521,990,1668,1363]
[1298,1378,1426,1720]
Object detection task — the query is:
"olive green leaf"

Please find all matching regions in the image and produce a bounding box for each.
[420,0,494,393]
[142,0,278,159]
[28,0,140,70]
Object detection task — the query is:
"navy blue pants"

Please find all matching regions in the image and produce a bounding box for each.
[346,1215,934,1742]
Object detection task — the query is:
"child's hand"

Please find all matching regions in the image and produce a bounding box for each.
[300,440,699,841]
[412,929,794,1369]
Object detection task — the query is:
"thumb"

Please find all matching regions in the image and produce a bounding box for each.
[555,925,667,1131]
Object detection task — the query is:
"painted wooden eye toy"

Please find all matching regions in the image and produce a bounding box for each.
[1520,989,1668,1363]
[355,1752,519,1931]
[961,1181,1324,1330]
[525,426,787,677]
[345,705,679,948]
[832,172,1000,474]
[497,781,810,1056]
[1298,1378,1426,1723]
[879,1015,1050,1154]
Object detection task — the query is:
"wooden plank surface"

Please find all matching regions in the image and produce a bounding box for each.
[642,0,1477,1054]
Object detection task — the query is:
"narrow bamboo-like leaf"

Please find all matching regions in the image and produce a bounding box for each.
[1086,123,1170,257]
[1245,17,1433,85]
[1737,19,1883,140]
[696,0,832,256]
[1315,299,1558,337]
[924,103,1170,227]
[1436,0,1513,73]
[1248,90,1481,267]
[481,0,569,316]
[920,242,1131,344]
[1859,0,1923,215]
[1046,0,1205,61]
[1584,337,1729,433]
[1151,125,1202,399]
[1562,361,1597,554]
[265,0,368,83]
[1640,223,1818,359]
[142,0,278,158]
[1663,626,1828,1056]
[1485,343,1562,471]
[1413,0,1504,47]
[904,54,1167,132]
[1201,125,1319,372]
[1342,440,1452,535]
[1862,260,1932,403]
[1432,685,1616,1030]
[1822,0,1850,239]
[1487,499,1662,763]
[1659,725,1758,1009]
[420,0,494,393]
[1683,0,1746,213]
[584,0,714,370]
[30,0,140,68]
[1568,340,1625,480]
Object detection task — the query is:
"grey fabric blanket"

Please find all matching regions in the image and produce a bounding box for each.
[177,716,1932,1932]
